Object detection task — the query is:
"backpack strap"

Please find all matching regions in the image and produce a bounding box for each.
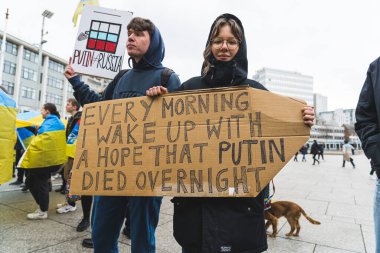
[102,69,130,100]
[114,69,130,84]
[160,67,174,87]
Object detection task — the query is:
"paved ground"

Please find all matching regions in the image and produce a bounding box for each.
[0,154,376,253]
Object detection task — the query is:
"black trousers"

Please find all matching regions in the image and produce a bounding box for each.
[26,166,60,212]
[342,158,355,167]
[81,195,93,220]
[312,154,319,164]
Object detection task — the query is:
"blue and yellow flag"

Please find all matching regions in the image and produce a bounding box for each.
[17,127,35,150]
[16,111,43,128]
[66,119,80,158]
[19,114,66,169]
[0,90,17,184]
[73,0,99,27]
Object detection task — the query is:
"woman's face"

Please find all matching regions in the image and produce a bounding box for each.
[40,107,50,119]
[211,24,239,62]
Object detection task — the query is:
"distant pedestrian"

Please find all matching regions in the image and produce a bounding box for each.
[310,140,320,165]
[342,140,355,169]
[318,144,324,161]
[300,145,308,162]
[294,152,299,162]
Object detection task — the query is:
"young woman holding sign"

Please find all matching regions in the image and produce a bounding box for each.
[147,13,315,253]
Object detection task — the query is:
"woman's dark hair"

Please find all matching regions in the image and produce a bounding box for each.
[202,17,243,75]
[43,103,60,118]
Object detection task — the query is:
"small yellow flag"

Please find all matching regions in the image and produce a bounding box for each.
[72,0,99,27]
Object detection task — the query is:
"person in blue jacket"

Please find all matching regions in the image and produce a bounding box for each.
[64,17,181,253]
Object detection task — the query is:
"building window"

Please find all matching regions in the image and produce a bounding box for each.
[47,76,64,89]
[3,61,16,75]
[2,80,14,95]
[45,92,62,105]
[21,86,36,99]
[6,41,18,56]
[48,60,64,73]
[24,49,39,63]
[67,85,74,93]
[22,67,37,81]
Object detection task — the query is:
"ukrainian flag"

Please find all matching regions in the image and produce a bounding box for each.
[19,115,66,169]
[73,0,99,27]
[0,89,17,184]
[16,111,67,129]
[67,121,80,158]
[17,127,36,150]
[16,111,43,128]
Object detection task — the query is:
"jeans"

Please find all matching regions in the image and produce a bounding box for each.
[92,196,162,253]
[375,179,380,253]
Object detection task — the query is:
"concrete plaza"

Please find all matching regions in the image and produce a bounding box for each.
[0,154,376,253]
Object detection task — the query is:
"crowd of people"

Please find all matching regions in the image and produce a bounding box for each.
[5,11,379,253]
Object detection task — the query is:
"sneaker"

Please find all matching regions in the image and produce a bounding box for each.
[27,209,48,220]
[76,218,90,232]
[56,204,77,214]
[82,238,94,248]
[9,180,23,186]
[56,203,66,208]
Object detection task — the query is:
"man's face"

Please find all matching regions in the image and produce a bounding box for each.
[66,102,75,113]
[126,29,150,62]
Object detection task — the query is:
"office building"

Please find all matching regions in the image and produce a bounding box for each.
[252,67,314,106]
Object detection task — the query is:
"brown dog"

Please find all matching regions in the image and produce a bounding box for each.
[264,200,321,237]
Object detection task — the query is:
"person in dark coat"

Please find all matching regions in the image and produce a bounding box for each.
[147,13,315,253]
[355,57,380,253]
[300,145,308,162]
[310,140,320,165]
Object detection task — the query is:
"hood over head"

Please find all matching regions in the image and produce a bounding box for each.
[129,25,165,69]
[202,13,248,87]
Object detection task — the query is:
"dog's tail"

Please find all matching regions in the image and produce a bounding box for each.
[300,208,321,225]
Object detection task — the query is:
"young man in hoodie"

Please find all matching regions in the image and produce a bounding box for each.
[64,17,181,253]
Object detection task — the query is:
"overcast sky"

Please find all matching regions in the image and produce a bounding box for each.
[0,0,379,111]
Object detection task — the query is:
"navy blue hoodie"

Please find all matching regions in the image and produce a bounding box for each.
[69,25,180,104]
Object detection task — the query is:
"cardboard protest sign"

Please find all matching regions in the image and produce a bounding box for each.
[71,5,132,79]
[70,86,310,197]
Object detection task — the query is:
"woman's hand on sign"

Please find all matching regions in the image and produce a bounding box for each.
[64,57,78,80]
[302,106,315,127]
[146,86,168,96]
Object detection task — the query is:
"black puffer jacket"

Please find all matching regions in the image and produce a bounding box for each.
[172,13,268,253]
[355,57,380,176]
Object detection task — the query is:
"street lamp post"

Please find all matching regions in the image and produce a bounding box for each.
[38,9,53,108]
